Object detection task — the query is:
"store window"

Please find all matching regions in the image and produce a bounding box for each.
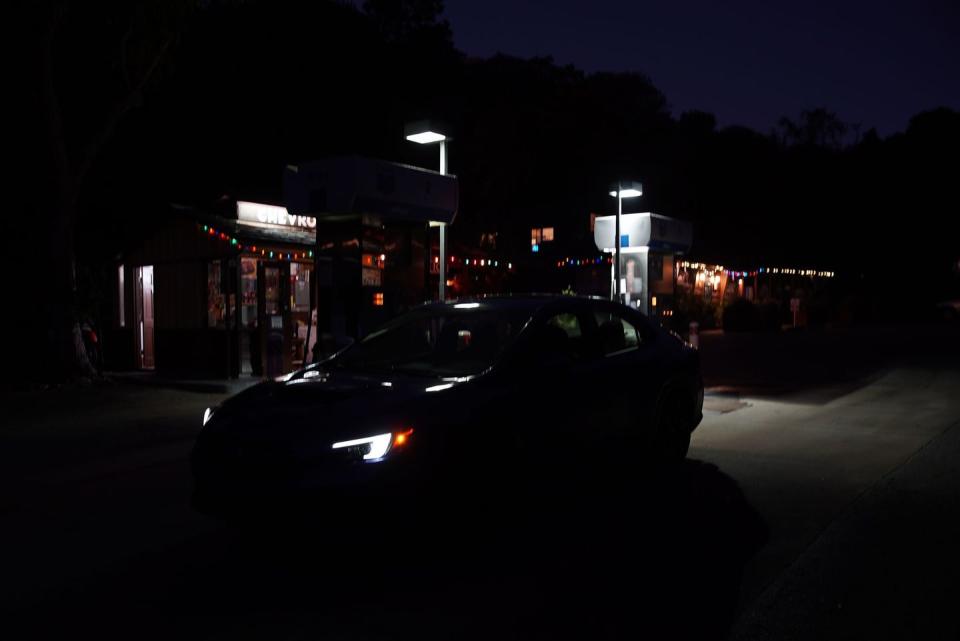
[361,253,384,287]
[207,261,225,328]
[264,266,280,315]
[531,227,555,246]
[290,262,311,312]
[241,257,257,327]
[649,254,664,281]
[480,232,498,249]
[289,262,313,368]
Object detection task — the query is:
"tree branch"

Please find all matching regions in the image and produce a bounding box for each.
[119,24,135,89]
[73,36,173,194]
[40,5,74,209]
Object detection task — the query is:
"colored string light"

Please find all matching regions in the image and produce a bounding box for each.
[196,224,313,262]
[197,224,514,270]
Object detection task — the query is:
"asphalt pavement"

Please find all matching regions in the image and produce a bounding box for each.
[2,322,958,640]
[694,367,960,640]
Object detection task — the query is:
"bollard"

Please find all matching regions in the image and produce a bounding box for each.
[688,321,700,349]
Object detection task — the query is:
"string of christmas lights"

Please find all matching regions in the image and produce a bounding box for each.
[756,267,835,277]
[554,257,836,278]
[555,256,615,268]
[675,261,834,278]
[200,224,516,270]
[199,224,314,261]
[432,255,513,270]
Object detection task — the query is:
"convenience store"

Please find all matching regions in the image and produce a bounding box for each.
[108,157,458,378]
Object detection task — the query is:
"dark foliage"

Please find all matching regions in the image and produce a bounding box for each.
[723,299,762,332]
[17,0,960,380]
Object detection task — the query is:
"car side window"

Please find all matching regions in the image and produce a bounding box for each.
[548,311,596,359]
[513,311,590,369]
[593,310,641,356]
[546,312,581,338]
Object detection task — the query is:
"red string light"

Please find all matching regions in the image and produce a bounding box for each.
[197,224,315,263]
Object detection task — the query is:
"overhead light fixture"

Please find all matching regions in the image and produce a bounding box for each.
[404,118,452,303]
[404,119,450,145]
[608,180,643,198]
[406,131,446,144]
[608,188,643,198]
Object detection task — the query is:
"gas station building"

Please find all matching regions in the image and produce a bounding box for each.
[107,157,457,379]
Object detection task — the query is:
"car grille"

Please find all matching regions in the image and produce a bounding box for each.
[195,434,301,485]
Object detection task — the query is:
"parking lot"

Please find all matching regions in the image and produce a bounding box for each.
[2,323,958,640]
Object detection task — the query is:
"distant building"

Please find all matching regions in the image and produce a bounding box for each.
[107,157,457,379]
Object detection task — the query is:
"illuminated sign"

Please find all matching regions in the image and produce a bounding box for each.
[593,212,692,253]
[237,201,316,230]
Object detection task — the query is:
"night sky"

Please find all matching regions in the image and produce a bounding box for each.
[442,0,959,134]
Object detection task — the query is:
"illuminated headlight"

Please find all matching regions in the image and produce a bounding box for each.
[331,429,413,462]
[202,407,216,427]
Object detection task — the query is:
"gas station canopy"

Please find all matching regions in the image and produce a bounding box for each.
[283,156,458,225]
[594,212,692,253]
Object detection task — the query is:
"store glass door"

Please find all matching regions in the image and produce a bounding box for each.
[239,257,258,375]
[290,262,313,367]
[257,262,291,378]
[135,265,155,369]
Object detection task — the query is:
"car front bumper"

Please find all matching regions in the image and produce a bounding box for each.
[190,436,431,517]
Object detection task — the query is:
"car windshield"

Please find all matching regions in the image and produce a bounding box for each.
[333,306,533,377]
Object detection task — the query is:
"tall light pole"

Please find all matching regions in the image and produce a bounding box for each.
[608,180,643,303]
[405,120,450,301]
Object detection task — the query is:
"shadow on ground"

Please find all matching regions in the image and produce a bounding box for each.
[8,460,765,641]
[699,322,960,403]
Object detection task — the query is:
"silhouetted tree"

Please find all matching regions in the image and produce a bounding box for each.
[777,107,850,149]
[363,0,452,44]
[21,0,960,385]
[25,1,198,379]
[678,110,717,135]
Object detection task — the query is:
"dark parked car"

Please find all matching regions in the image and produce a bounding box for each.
[936,299,960,321]
[192,295,703,516]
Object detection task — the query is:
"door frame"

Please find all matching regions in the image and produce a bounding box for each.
[134,265,155,370]
[257,260,292,377]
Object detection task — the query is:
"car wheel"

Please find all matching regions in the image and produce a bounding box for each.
[654,389,692,462]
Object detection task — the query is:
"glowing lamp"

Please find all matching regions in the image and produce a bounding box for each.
[608,181,643,199]
[393,429,414,447]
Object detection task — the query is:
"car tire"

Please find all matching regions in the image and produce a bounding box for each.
[654,388,692,462]
[672,428,692,460]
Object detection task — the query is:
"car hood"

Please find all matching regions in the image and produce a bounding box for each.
[206,368,472,443]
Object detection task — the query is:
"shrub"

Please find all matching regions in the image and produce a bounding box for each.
[722,299,761,332]
[759,302,783,331]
